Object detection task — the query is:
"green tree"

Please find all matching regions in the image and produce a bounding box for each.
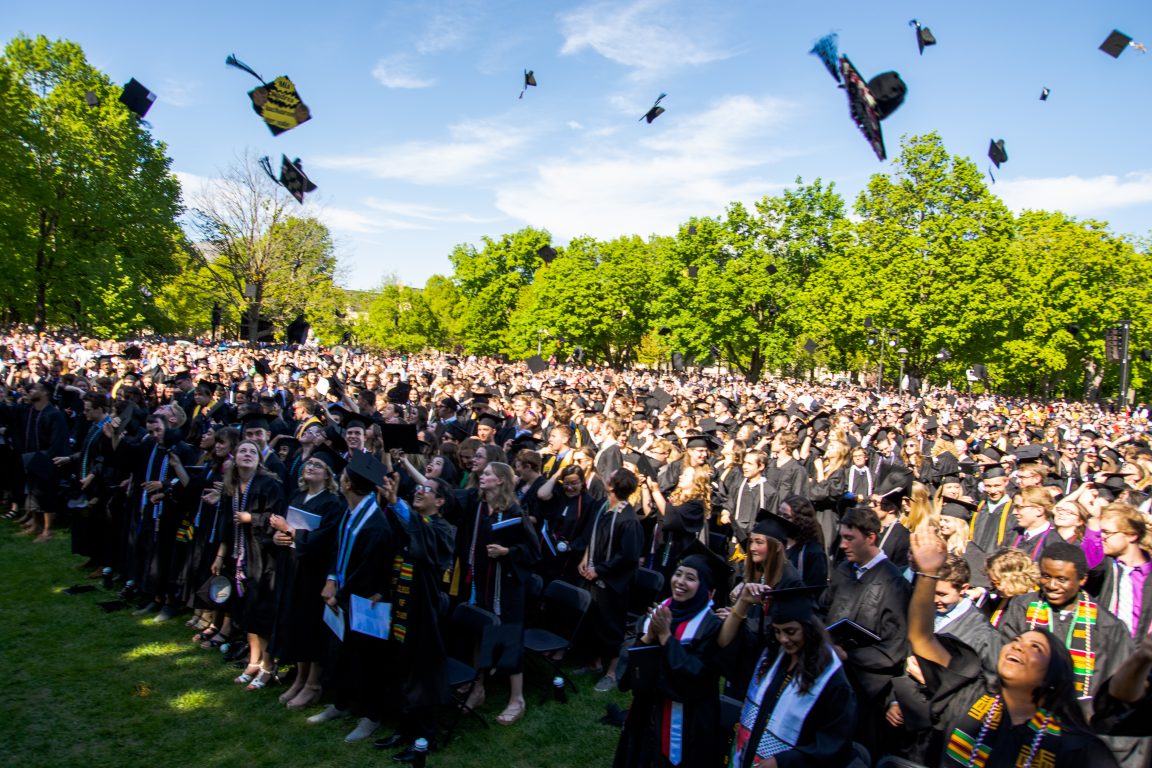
[0,34,185,331]
[423,274,465,348]
[813,133,1016,388]
[447,227,550,355]
[357,278,445,353]
[187,154,345,343]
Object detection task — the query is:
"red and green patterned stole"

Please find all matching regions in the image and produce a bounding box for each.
[1026,597,1097,697]
[945,694,1062,767]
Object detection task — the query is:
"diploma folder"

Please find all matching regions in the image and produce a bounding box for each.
[827,618,881,649]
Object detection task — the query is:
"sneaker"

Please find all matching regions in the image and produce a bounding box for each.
[153,606,181,623]
[132,602,161,617]
[344,718,380,743]
[307,705,352,724]
[594,674,618,693]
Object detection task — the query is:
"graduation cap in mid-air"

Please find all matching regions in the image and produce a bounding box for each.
[686,265,698,278]
[1040,87,1051,101]
[810,33,842,83]
[657,326,672,336]
[519,69,536,99]
[640,93,667,124]
[987,139,1008,183]
[84,90,100,108]
[225,54,312,135]
[260,155,317,204]
[525,355,549,375]
[119,78,156,118]
[537,245,557,263]
[909,19,937,55]
[803,338,819,355]
[1099,30,1145,58]
[838,57,906,161]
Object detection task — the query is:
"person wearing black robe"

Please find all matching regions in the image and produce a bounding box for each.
[717,582,858,768]
[268,450,344,709]
[373,476,456,760]
[614,553,725,768]
[970,467,1015,554]
[311,452,395,743]
[61,392,116,569]
[1093,632,1152,737]
[824,506,911,758]
[644,465,709,585]
[4,380,70,540]
[183,427,239,642]
[452,461,540,726]
[763,433,808,520]
[214,441,284,687]
[536,464,595,584]
[907,528,1119,768]
[577,468,644,691]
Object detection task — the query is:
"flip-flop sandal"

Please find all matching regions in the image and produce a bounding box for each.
[201,634,230,650]
[193,626,220,644]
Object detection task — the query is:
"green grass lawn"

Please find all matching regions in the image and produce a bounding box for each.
[0,524,628,768]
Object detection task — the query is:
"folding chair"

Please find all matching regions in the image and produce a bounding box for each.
[625,567,665,635]
[523,580,591,695]
[441,603,498,743]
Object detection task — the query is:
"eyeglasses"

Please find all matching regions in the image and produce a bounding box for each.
[1100,530,1127,540]
[304,460,328,470]
[417,485,440,497]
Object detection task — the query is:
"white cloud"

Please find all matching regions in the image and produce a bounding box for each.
[415,8,470,54]
[559,0,730,78]
[314,119,532,184]
[372,55,435,89]
[995,173,1152,216]
[495,95,796,239]
[160,79,197,108]
[362,199,500,224]
[317,206,433,234]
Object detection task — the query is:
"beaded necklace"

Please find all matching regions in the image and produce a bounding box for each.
[232,475,253,596]
[961,695,1055,768]
[1026,596,1096,697]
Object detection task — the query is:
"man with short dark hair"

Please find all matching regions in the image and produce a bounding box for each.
[825,506,911,756]
[6,380,70,541]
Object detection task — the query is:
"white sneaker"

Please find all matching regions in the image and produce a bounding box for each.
[344,718,380,743]
[306,704,351,724]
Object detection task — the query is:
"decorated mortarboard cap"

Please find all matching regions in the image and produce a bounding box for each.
[640,92,667,123]
[225,54,311,135]
[753,510,801,542]
[767,584,827,623]
[196,575,233,606]
[346,450,386,487]
[676,539,732,596]
[119,78,156,118]
[525,355,548,375]
[1100,29,1135,58]
[261,155,317,204]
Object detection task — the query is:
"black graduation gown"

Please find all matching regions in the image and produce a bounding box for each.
[970,496,1014,554]
[220,473,285,635]
[879,520,911,570]
[68,421,115,559]
[726,637,858,768]
[453,493,541,626]
[385,505,456,715]
[582,502,644,660]
[918,636,1119,767]
[537,491,596,583]
[185,460,230,608]
[269,488,344,661]
[614,608,724,768]
[653,499,706,583]
[786,540,829,588]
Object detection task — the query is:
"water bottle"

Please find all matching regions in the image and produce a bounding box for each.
[412,737,428,768]
[102,567,114,590]
[553,676,568,703]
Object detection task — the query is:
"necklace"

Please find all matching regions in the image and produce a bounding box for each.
[963,695,1053,768]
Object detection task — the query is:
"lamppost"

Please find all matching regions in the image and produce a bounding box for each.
[897,347,908,392]
[865,319,901,393]
[537,329,549,356]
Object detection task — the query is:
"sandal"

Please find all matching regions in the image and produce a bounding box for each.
[234,665,261,685]
[192,626,219,644]
[246,668,278,690]
[201,633,230,651]
[495,700,526,726]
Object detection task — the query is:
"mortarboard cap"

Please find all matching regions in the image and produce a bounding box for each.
[640,92,667,124]
[810,33,842,83]
[240,412,271,433]
[687,265,699,278]
[988,139,1008,169]
[876,465,914,501]
[983,465,1008,479]
[525,355,548,375]
[803,338,818,355]
[346,450,386,487]
[684,432,723,451]
[1100,30,1134,58]
[909,19,937,55]
[1012,445,1045,464]
[839,57,890,161]
[1040,87,1050,101]
[119,78,156,118]
[767,584,827,623]
[84,90,100,107]
[623,452,658,480]
[380,423,423,453]
[308,449,346,477]
[443,421,470,442]
[941,498,978,523]
[475,412,503,430]
[225,54,311,135]
[261,155,317,205]
[519,69,537,99]
[537,245,557,263]
[658,326,672,336]
[196,575,233,606]
[827,618,881,648]
[753,511,801,542]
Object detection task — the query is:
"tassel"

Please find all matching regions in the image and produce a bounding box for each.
[258,155,277,183]
[225,54,266,85]
[809,33,841,83]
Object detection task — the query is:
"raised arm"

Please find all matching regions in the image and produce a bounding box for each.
[908,528,952,667]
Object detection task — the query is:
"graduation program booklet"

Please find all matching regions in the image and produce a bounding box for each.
[286,506,322,532]
[323,604,345,641]
[349,594,391,640]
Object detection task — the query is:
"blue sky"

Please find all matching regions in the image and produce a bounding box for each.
[4,1,1151,290]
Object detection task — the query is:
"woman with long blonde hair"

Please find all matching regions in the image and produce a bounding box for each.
[644,464,712,583]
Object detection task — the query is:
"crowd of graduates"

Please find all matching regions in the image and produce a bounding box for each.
[6,327,1152,767]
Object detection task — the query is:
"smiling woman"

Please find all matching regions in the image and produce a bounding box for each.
[907,530,1119,768]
